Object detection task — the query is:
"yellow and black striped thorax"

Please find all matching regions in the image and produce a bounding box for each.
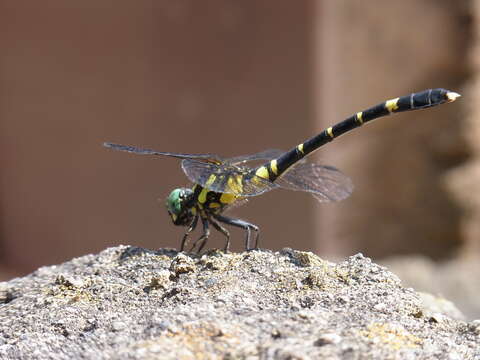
[192,183,239,214]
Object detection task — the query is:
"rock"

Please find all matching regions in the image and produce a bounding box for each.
[111,321,126,332]
[169,253,196,275]
[470,319,480,335]
[314,333,342,346]
[0,245,478,359]
[0,286,14,304]
[146,270,171,291]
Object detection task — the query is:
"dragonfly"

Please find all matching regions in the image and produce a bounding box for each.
[104,88,460,253]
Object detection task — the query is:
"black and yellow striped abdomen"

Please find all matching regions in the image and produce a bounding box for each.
[254,88,460,182]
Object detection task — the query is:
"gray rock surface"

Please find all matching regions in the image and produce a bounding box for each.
[0,246,479,359]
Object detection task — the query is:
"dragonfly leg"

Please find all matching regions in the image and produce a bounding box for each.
[209,217,231,252]
[213,214,259,251]
[189,217,210,253]
[180,215,199,252]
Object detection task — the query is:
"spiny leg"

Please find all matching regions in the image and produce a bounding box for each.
[180,215,199,252]
[213,214,259,251]
[189,217,210,253]
[208,217,231,252]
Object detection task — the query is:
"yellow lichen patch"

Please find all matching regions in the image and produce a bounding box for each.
[297,143,304,154]
[133,322,245,359]
[199,254,229,272]
[303,262,338,289]
[385,98,399,113]
[147,272,171,291]
[47,275,95,303]
[170,253,196,275]
[198,251,244,274]
[54,287,93,303]
[290,250,326,268]
[359,323,422,350]
[332,265,356,285]
[302,270,328,289]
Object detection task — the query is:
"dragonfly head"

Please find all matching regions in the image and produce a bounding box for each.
[166,188,195,226]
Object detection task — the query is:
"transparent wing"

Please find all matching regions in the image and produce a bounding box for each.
[103,142,223,163]
[181,159,279,196]
[227,148,353,201]
[223,198,250,212]
[105,142,278,196]
[235,172,280,196]
[275,162,353,202]
[226,149,285,165]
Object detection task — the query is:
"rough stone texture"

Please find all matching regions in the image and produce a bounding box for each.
[0,246,479,359]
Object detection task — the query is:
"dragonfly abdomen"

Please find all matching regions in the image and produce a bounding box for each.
[255,88,459,183]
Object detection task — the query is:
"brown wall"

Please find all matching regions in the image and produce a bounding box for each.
[0,1,473,279]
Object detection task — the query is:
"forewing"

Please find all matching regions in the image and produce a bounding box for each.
[182,159,279,196]
[233,172,279,196]
[226,149,285,165]
[105,143,282,196]
[103,142,223,163]
[223,198,250,213]
[180,159,224,189]
[275,162,353,202]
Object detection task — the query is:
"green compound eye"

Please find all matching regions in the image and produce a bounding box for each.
[166,188,184,215]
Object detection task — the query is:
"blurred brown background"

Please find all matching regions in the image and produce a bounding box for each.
[0,0,478,316]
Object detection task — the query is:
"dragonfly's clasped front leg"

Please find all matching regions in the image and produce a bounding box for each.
[189,217,210,253]
[180,216,199,252]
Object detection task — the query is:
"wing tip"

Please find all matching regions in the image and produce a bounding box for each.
[103,142,115,148]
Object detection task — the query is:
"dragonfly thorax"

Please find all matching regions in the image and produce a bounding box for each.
[166,188,195,226]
